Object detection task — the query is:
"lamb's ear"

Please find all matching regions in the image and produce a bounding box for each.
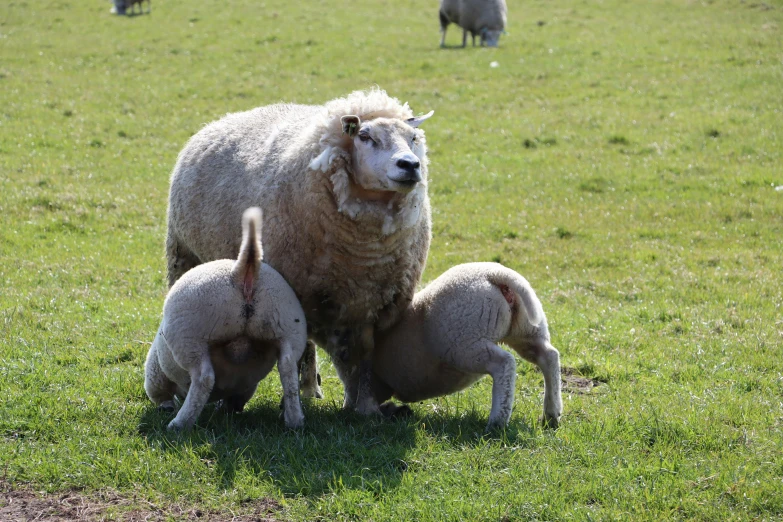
[341,115,361,137]
[406,110,434,128]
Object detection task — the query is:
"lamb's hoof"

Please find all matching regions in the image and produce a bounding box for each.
[379,402,413,419]
[542,414,560,430]
[166,419,189,432]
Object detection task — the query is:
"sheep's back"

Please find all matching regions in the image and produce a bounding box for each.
[167,103,431,341]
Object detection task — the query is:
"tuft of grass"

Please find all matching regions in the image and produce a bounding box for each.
[608,134,630,145]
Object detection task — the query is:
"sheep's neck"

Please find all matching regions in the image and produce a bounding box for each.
[349,183,397,204]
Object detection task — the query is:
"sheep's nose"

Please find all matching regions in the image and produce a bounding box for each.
[396,159,420,173]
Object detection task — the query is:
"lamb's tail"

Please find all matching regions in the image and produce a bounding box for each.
[232,207,263,303]
[489,270,544,332]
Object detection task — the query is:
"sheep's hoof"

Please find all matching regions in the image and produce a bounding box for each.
[300,374,324,399]
[484,420,508,433]
[301,387,324,399]
[541,414,560,430]
[283,412,305,430]
[355,396,382,416]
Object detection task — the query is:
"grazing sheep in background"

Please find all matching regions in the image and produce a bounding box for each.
[144,208,307,431]
[110,0,150,15]
[166,89,434,415]
[439,0,507,47]
[124,0,151,15]
[369,262,562,430]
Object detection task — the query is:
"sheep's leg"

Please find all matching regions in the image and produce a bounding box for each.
[439,11,449,47]
[278,340,305,428]
[355,358,382,415]
[332,356,359,409]
[144,332,177,411]
[298,340,323,399]
[449,340,517,429]
[509,339,562,428]
[354,325,382,416]
[166,231,201,287]
[462,29,468,48]
[168,354,215,431]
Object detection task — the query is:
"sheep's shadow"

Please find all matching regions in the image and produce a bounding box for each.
[138,398,417,496]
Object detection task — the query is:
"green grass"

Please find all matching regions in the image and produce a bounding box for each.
[2,0,783,519]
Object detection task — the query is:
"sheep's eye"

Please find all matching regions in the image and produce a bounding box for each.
[358,133,375,145]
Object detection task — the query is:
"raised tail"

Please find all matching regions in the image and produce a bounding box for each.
[232,207,263,303]
[489,270,544,330]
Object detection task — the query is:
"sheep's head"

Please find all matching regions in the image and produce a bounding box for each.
[481,27,504,47]
[340,112,433,196]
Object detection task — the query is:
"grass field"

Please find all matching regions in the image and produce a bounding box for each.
[2,0,783,519]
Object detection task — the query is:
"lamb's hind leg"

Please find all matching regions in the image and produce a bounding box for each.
[510,339,562,428]
[168,354,215,431]
[144,330,176,412]
[278,340,305,428]
[449,340,517,430]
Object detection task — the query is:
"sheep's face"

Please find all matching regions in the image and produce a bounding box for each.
[481,28,503,47]
[342,114,432,195]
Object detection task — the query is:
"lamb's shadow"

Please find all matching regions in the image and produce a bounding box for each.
[400,403,543,448]
[138,398,417,496]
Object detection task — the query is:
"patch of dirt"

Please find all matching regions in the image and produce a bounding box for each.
[560,367,605,394]
[0,481,282,522]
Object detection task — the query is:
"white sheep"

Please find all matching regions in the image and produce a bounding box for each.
[165,89,434,415]
[369,262,562,430]
[144,208,307,431]
[439,0,507,48]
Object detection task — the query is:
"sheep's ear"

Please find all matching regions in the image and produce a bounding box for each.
[341,115,361,137]
[406,110,434,128]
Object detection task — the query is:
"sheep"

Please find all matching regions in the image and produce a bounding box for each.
[368,262,562,430]
[439,0,507,48]
[110,0,150,15]
[124,0,151,15]
[165,89,435,415]
[144,208,307,431]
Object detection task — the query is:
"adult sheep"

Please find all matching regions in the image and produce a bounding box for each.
[166,89,434,415]
[439,0,507,48]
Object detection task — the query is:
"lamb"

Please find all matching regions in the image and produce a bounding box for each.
[144,208,307,431]
[369,262,562,430]
[439,0,507,48]
[165,89,434,415]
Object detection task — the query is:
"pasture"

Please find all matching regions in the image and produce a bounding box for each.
[1,0,782,519]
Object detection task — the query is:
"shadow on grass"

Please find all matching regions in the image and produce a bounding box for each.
[408,405,543,448]
[138,398,418,496]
